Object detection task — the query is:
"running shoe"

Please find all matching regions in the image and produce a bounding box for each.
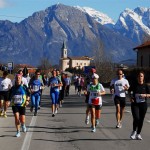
[116,122,122,128]
[38,106,41,110]
[95,119,99,126]
[21,125,27,133]
[59,104,62,108]
[85,118,89,125]
[55,108,58,114]
[136,134,143,140]
[52,114,55,117]
[91,127,96,132]
[0,111,3,116]
[34,112,37,116]
[15,131,21,137]
[130,131,137,140]
[3,114,7,118]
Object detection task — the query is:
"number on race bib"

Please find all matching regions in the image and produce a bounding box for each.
[135,94,145,103]
[33,85,40,92]
[13,95,23,104]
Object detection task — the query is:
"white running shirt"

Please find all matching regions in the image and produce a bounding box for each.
[0,77,12,91]
[110,78,130,97]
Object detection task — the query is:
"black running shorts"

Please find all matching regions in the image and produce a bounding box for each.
[114,95,126,107]
[12,106,26,115]
[0,91,10,101]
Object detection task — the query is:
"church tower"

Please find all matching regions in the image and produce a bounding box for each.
[60,41,69,71]
[61,41,67,58]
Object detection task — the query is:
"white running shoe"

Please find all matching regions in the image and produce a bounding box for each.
[15,131,21,137]
[55,109,58,114]
[91,127,96,132]
[136,134,143,140]
[130,131,137,139]
[21,125,27,133]
[116,122,122,128]
[85,118,89,125]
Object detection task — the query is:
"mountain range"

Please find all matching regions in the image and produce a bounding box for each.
[0,4,149,66]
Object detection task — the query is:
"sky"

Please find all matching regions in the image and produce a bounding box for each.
[0,0,150,23]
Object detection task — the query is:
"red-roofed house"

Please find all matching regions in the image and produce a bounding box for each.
[60,42,93,71]
[133,41,150,67]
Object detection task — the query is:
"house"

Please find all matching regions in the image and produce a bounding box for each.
[133,41,150,67]
[59,42,93,71]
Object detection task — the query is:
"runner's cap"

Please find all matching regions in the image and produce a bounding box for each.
[92,73,99,79]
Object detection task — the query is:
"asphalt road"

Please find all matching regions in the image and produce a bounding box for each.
[0,86,150,150]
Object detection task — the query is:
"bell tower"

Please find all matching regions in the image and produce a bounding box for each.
[61,41,67,58]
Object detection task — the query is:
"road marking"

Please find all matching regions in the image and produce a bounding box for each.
[21,116,37,150]
[146,120,150,123]
[125,110,131,113]
[103,100,108,103]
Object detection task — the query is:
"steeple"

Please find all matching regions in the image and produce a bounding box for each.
[61,41,67,58]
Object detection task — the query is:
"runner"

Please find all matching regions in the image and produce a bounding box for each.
[0,71,12,118]
[87,73,105,132]
[77,74,84,96]
[84,68,97,125]
[29,70,44,116]
[12,70,28,87]
[48,70,61,117]
[64,74,71,96]
[56,70,63,107]
[129,71,150,140]
[110,69,129,128]
[26,73,31,84]
[73,74,78,94]
[9,74,30,137]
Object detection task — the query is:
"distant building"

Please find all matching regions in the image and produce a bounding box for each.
[16,64,37,75]
[133,41,150,67]
[59,42,93,71]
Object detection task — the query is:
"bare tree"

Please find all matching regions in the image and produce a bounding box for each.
[38,57,52,74]
[91,38,115,83]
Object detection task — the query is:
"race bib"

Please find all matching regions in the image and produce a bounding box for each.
[91,98,100,105]
[13,95,23,104]
[135,94,145,103]
[33,85,40,92]
[90,91,102,105]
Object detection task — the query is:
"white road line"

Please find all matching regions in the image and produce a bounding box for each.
[125,110,131,113]
[146,120,150,123]
[103,100,108,103]
[21,116,37,150]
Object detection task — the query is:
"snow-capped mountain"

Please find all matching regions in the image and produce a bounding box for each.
[0,4,136,66]
[76,6,150,44]
[75,6,115,28]
[114,7,150,44]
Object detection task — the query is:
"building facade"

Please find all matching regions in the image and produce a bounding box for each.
[133,41,150,67]
[60,42,92,71]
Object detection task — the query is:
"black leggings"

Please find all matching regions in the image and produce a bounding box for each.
[131,102,147,134]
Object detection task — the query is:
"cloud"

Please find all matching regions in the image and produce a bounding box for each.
[0,0,9,8]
